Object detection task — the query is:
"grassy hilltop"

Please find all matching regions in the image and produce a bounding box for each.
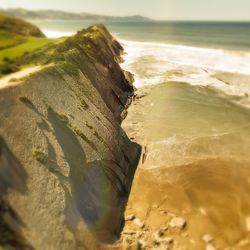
[0,13,62,76]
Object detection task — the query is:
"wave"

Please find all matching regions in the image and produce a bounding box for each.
[120,39,250,104]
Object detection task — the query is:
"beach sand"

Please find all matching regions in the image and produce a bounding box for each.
[120,83,250,250]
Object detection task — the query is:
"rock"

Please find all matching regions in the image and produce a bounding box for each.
[155,230,164,238]
[162,226,169,231]
[125,240,141,250]
[202,234,214,243]
[246,217,250,231]
[161,237,174,244]
[206,243,217,250]
[153,246,169,250]
[168,212,177,217]
[123,230,136,235]
[138,240,147,249]
[199,207,207,216]
[133,218,145,228]
[136,231,143,238]
[154,231,173,245]
[125,214,136,221]
[168,217,186,230]
[238,239,250,247]
[135,92,147,99]
[189,239,196,244]
[160,210,168,215]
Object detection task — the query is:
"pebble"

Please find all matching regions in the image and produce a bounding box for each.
[123,230,136,235]
[202,234,214,243]
[138,240,147,249]
[168,212,177,217]
[135,92,147,99]
[162,226,169,231]
[161,237,174,244]
[168,217,186,229]
[238,239,250,247]
[155,230,164,237]
[206,243,217,250]
[125,214,136,221]
[133,217,145,228]
[246,217,250,231]
[199,207,207,216]
[136,231,143,238]
[154,231,173,245]
[160,210,168,215]
[190,239,196,244]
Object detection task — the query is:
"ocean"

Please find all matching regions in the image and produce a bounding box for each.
[36,20,250,98]
[35,20,250,163]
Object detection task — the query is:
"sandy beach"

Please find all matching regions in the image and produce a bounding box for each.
[120,83,250,250]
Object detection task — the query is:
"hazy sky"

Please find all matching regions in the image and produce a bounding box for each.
[1,0,250,21]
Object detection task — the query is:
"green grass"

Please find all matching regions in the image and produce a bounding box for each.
[0,30,26,49]
[0,36,60,63]
[32,147,47,164]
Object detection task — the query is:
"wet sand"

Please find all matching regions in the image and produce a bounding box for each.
[121,83,250,250]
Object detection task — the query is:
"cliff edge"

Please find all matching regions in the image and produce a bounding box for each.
[0,24,141,249]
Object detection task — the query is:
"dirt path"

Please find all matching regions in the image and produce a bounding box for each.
[0,66,42,89]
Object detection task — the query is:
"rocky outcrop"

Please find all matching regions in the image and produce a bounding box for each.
[0,24,141,249]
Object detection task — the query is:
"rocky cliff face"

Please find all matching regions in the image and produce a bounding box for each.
[0,25,141,249]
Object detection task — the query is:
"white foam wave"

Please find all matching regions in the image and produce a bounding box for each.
[120,39,250,99]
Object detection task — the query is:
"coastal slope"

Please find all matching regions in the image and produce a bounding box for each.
[0,24,141,249]
[0,13,59,77]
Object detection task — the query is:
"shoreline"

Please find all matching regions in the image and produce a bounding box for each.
[42,28,250,55]
[120,82,250,250]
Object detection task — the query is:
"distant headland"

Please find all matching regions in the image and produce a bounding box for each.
[0,8,153,22]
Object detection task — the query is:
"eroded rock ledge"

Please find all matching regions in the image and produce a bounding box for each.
[0,24,141,249]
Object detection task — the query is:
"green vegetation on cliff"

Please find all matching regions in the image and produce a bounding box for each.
[0,13,62,77]
[0,13,45,37]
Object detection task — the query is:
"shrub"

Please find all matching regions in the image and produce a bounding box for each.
[32,147,47,163]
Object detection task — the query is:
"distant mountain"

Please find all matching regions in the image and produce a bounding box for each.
[0,8,152,22]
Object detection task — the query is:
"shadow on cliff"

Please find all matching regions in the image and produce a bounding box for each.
[0,136,33,249]
[47,107,134,243]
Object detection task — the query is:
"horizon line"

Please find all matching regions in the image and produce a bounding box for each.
[2,7,250,22]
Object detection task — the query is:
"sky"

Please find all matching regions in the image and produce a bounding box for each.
[0,0,250,21]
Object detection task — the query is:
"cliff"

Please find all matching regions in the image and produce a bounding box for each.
[0,24,141,249]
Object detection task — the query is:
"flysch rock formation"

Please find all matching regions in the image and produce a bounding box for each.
[0,24,141,250]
